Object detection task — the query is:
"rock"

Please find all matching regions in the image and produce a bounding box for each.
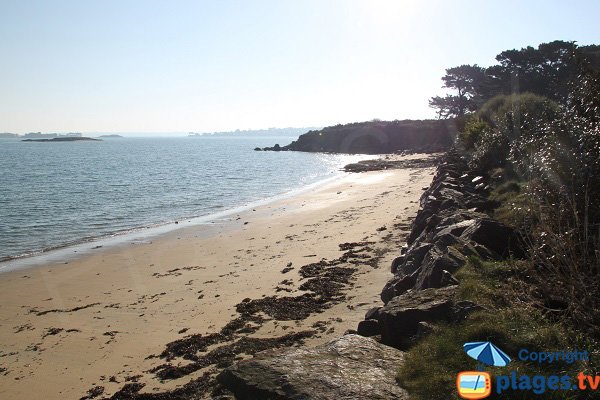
[400,244,408,255]
[407,209,435,245]
[433,232,461,248]
[218,334,409,399]
[377,286,456,349]
[381,274,416,304]
[460,219,525,258]
[262,143,286,151]
[437,187,467,204]
[391,255,404,273]
[253,147,263,151]
[473,243,496,259]
[413,246,466,290]
[357,319,380,337]
[415,321,436,340]
[364,307,381,320]
[453,240,494,260]
[446,246,468,266]
[433,219,478,240]
[440,270,459,287]
[395,242,434,276]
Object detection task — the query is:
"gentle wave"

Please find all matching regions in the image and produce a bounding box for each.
[0,136,369,265]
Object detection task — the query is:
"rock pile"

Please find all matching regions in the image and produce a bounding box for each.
[358,149,525,348]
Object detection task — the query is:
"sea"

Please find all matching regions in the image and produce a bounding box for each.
[0,136,369,266]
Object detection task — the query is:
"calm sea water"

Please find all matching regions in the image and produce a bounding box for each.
[0,136,367,262]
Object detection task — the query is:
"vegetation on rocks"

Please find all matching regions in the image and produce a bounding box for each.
[395,40,600,399]
[398,259,599,400]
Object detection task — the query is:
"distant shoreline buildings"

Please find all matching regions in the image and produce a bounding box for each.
[188,127,319,137]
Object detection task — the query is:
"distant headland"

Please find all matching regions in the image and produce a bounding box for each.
[257,119,456,154]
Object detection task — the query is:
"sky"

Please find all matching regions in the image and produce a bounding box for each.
[0,0,599,134]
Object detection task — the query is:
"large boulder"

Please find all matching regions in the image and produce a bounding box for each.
[394,242,434,276]
[381,274,416,304]
[377,286,457,349]
[460,218,525,258]
[357,319,380,337]
[218,334,409,400]
[390,255,404,273]
[433,219,478,240]
[413,245,467,290]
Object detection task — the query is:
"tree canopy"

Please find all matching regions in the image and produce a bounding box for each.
[429,65,485,118]
[430,40,599,118]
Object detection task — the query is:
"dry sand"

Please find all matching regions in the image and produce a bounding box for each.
[0,155,435,399]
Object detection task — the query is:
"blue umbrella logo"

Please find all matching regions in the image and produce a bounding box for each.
[463,341,511,367]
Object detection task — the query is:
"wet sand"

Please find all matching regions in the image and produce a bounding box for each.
[0,155,435,399]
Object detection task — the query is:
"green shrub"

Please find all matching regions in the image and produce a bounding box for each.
[460,117,489,149]
[520,64,600,337]
[467,93,559,173]
[396,259,597,400]
[477,93,559,129]
[470,124,511,171]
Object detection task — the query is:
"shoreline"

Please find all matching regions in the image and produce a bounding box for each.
[0,161,368,273]
[0,154,436,399]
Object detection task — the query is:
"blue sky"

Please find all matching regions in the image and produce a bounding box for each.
[1,0,598,133]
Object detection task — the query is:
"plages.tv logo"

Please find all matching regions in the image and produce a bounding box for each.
[456,371,491,399]
[457,341,511,399]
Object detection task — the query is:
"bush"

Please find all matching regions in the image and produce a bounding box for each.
[470,123,511,172]
[477,93,559,129]
[517,63,600,337]
[471,62,600,338]
[460,117,489,149]
[396,258,598,400]
[466,93,559,173]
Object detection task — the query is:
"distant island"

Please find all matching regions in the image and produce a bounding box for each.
[2,132,108,141]
[1,132,88,139]
[22,137,101,142]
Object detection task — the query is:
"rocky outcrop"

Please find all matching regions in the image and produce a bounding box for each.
[376,150,525,305]
[259,119,456,154]
[218,334,409,399]
[343,156,438,172]
[376,286,457,348]
[459,218,526,259]
[355,148,525,354]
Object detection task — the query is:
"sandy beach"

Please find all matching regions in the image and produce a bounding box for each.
[0,155,436,399]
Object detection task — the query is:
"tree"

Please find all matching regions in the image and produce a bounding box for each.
[429,65,485,118]
[428,95,463,119]
[485,41,578,101]
[429,41,600,120]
